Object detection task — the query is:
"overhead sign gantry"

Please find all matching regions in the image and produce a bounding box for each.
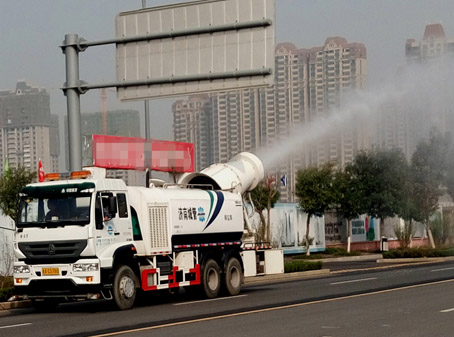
[61,0,275,171]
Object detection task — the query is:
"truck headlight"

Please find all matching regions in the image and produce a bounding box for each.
[14,265,30,274]
[73,263,99,272]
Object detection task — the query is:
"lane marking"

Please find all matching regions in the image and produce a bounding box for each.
[431,267,454,272]
[90,279,454,337]
[331,260,452,274]
[0,323,32,330]
[440,308,454,313]
[174,294,248,306]
[330,277,377,285]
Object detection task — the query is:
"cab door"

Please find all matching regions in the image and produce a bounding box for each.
[94,192,132,248]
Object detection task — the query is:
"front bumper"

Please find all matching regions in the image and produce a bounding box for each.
[14,259,102,298]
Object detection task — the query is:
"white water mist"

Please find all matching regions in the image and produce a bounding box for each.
[257,57,454,171]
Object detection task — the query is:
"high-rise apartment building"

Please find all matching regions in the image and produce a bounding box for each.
[306,37,368,167]
[379,23,454,159]
[173,95,212,171]
[406,23,454,62]
[173,38,367,202]
[375,98,412,159]
[0,81,59,175]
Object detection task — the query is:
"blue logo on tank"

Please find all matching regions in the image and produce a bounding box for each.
[197,207,205,222]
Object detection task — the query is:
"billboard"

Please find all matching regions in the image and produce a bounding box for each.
[92,134,194,173]
[115,0,275,100]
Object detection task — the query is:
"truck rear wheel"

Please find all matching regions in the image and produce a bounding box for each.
[224,257,243,296]
[113,265,138,310]
[202,259,221,298]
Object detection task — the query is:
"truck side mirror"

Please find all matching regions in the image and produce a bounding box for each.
[95,206,103,230]
[108,196,118,216]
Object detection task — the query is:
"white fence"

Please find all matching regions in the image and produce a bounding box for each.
[0,213,14,276]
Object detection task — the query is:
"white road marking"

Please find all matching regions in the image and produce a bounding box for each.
[330,277,377,285]
[0,323,32,329]
[174,294,248,306]
[90,279,454,337]
[431,267,454,272]
[440,308,454,313]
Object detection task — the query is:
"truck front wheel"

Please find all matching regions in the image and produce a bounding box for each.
[202,259,221,298]
[113,265,138,310]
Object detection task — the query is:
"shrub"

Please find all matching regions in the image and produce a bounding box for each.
[0,276,13,302]
[324,247,346,255]
[383,247,454,259]
[393,221,415,249]
[284,260,322,273]
[0,275,13,289]
[0,287,13,302]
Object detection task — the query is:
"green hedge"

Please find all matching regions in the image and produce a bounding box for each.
[383,247,454,259]
[284,260,322,273]
[0,276,14,302]
[324,247,361,256]
[0,288,13,303]
[292,247,361,260]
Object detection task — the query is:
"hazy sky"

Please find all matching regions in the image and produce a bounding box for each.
[1,0,454,141]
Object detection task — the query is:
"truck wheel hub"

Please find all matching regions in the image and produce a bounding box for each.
[207,269,219,290]
[230,266,240,288]
[120,276,135,298]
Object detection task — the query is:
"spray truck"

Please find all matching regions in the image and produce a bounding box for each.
[13,152,264,310]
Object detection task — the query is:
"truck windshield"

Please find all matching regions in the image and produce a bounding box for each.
[17,182,94,228]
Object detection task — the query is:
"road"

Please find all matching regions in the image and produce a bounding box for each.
[1,260,453,337]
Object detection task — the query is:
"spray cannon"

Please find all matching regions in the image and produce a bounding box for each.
[178,152,264,195]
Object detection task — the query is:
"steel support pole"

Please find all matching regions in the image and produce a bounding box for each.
[145,100,151,187]
[143,0,151,187]
[63,34,82,171]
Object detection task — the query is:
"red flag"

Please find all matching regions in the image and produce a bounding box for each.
[38,159,45,182]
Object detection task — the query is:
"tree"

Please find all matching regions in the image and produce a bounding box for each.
[334,165,364,252]
[0,166,36,223]
[295,163,336,256]
[410,130,451,248]
[397,165,420,248]
[351,148,408,237]
[249,177,280,242]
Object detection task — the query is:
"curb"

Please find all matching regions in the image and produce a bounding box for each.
[245,269,330,285]
[0,300,31,311]
[317,254,383,263]
[377,256,454,263]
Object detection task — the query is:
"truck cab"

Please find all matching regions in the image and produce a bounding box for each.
[13,168,135,309]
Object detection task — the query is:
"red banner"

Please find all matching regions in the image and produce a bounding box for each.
[92,135,194,173]
[38,159,45,182]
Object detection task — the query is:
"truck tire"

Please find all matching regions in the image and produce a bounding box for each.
[224,257,243,296]
[202,259,221,298]
[113,265,138,310]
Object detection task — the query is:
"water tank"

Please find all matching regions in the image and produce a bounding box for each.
[178,152,264,194]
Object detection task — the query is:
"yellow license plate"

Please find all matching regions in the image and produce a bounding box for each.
[42,268,59,276]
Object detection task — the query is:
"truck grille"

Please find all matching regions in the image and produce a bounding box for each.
[18,240,87,264]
